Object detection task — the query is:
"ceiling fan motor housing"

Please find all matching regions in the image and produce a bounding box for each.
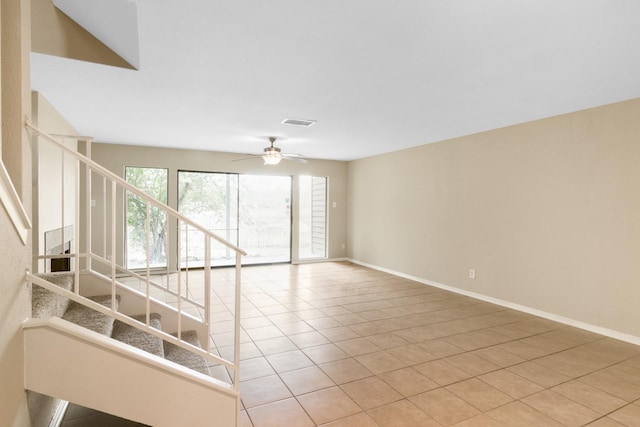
[265,146,282,154]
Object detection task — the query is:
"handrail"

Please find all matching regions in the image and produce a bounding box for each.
[25,120,247,256]
[25,120,246,400]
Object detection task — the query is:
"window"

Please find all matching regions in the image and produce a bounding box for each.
[125,167,168,269]
[299,176,327,259]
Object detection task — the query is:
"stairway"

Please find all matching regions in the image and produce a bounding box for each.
[31,272,212,377]
[27,272,228,426]
[26,123,243,426]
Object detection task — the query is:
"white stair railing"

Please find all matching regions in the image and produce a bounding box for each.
[25,121,246,391]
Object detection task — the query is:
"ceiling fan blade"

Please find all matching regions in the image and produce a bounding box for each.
[231,155,261,162]
[282,156,309,164]
[234,137,310,164]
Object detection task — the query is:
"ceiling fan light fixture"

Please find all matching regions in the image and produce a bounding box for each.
[263,153,282,165]
[232,136,307,165]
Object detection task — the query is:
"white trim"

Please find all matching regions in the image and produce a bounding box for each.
[23,316,237,394]
[48,400,69,427]
[0,160,32,244]
[349,258,640,347]
[24,317,238,427]
[293,256,348,265]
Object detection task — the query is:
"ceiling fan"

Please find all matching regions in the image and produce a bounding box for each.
[233,137,309,165]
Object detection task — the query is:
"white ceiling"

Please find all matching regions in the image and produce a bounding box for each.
[30,0,640,161]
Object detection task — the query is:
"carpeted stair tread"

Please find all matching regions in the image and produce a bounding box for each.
[32,272,74,318]
[112,313,164,358]
[62,294,120,336]
[164,331,211,376]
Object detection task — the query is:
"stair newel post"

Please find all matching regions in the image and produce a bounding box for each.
[234,250,242,389]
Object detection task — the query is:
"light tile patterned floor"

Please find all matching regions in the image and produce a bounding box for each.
[206,261,640,427]
[75,261,640,426]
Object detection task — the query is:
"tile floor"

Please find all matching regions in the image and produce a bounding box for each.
[207,261,640,427]
[70,261,640,426]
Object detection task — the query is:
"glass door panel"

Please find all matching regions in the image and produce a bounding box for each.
[125,167,168,269]
[178,171,238,268]
[239,175,292,265]
[178,172,291,267]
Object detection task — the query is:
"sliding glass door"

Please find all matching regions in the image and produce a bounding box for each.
[178,171,238,267]
[178,171,291,267]
[238,175,292,264]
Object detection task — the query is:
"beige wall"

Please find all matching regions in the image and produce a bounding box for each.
[91,143,348,269]
[31,0,133,69]
[32,91,79,273]
[348,97,640,340]
[0,0,38,426]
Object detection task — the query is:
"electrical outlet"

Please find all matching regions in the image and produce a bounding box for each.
[341,243,346,250]
[469,269,476,279]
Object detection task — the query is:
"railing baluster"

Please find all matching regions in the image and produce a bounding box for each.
[86,160,92,272]
[145,200,151,324]
[185,226,189,298]
[177,219,183,340]
[102,177,107,260]
[205,236,211,332]
[234,251,242,389]
[74,157,80,290]
[111,181,117,310]
[60,143,65,275]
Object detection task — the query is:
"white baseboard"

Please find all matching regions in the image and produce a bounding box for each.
[348,258,640,346]
[49,400,69,427]
[292,257,349,265]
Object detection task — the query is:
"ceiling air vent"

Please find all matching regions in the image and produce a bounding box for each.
[281,118,316,127]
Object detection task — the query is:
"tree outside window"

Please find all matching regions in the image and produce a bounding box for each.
[125,167,168,269]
